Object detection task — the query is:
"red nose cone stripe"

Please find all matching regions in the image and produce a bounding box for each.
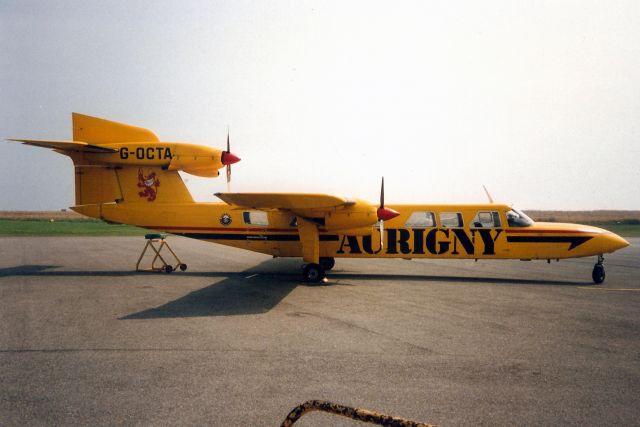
[222,151,241,165]
[377,207,400,221]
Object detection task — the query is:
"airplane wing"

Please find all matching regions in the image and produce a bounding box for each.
[8,139,117,153]
[214,192,355,210]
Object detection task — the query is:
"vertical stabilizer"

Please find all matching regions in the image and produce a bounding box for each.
[72,113,159,143]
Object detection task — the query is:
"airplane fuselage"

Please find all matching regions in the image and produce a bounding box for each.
[82,202,628,262]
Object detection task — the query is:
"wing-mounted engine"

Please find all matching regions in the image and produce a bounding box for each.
[319,200,378,233]
[12,113,241,179]
[10,113,241,214]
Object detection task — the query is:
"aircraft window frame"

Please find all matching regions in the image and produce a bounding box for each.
[243,210,269,227]
[470,211,502,228]
[505,208,533,228]
[439,212,464,228]
[404,211,436,228]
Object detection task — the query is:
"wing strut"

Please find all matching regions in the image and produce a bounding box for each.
[297,218,320,265]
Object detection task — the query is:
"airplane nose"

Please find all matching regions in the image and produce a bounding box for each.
[600,232,630,253]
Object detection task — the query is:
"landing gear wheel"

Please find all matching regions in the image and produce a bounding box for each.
[592,264,605,284]
[164,265,174,274]
[319,257,335,271]
[303,263,326,283]
[179,263,188,271]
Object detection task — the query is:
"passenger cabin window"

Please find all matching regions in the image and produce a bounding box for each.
[405,211,436,228]
[506,208,533,228]
[439,212,463,228]
[243,211,269,226]
[471,211,501,228]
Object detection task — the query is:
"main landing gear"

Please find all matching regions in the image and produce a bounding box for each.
[592,254,605,284]
[302,257,335,283]
[319,257,335,271]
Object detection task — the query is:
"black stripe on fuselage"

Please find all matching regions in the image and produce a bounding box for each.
[506,235,593,250]
[177,233,340,242]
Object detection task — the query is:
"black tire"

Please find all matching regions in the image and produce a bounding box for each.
[179,263,187,271]
[319,257,335,271]
[303,263,325,283]
[164,265,174,274]
[592,265,605,284]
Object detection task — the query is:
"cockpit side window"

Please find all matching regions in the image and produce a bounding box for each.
[405,211,436,228]
[506,208,533,227]
[471,211,502,228]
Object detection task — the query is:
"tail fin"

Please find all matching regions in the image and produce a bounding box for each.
[10,113,195,220]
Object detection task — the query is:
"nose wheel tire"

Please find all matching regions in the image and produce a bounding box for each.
[303,263,326,283]
[592,264,605,284]
[319,257,335,271]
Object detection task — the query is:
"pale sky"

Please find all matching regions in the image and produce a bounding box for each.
[1,0,639,210]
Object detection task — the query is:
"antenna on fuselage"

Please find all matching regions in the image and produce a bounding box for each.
[482,185,495,204]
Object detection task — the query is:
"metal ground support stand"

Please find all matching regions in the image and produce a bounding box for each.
[136,233,187,274]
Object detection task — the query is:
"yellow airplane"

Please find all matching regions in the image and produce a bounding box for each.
[10,113,629,284]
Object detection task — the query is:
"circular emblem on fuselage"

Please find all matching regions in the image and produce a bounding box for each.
[220,213,232,226]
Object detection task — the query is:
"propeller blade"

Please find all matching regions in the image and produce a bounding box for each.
[221,129,241,166]
[376,176,400,221]
[223,128,236,193]
[374,176,398,251]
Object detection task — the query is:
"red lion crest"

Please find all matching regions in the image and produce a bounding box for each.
[137,169,160,202]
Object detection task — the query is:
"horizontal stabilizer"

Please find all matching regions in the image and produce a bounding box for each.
[8,139,117,153]
[215,192,353,210]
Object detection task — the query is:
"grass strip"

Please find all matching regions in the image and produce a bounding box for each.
[0,219,148,236]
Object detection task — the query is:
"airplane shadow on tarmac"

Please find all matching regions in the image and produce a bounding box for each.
[0,261,589,319]
[122,273,302,319]
[119,259,589,319]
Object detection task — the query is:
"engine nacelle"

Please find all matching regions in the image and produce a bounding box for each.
[324,202,377,232]
[166,144,225,177]
[84,142,226,178]
[167,153,222,177]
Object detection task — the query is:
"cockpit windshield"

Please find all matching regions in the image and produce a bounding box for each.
[506,208,533,227]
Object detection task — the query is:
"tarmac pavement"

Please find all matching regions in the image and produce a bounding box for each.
[0,236,639,426]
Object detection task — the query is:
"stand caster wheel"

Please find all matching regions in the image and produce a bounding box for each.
[319,257,335,271]
[179,263,187,271]
[592,264,605,284]
[164,265,173,274]
[303,263,325,283]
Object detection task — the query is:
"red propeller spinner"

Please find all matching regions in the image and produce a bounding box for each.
[376,177,400,221]
[221,130,241,166]
[376,177,399,250]
[221,151,241,165]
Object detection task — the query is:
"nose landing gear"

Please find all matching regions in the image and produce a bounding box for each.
[592,254,605,284]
